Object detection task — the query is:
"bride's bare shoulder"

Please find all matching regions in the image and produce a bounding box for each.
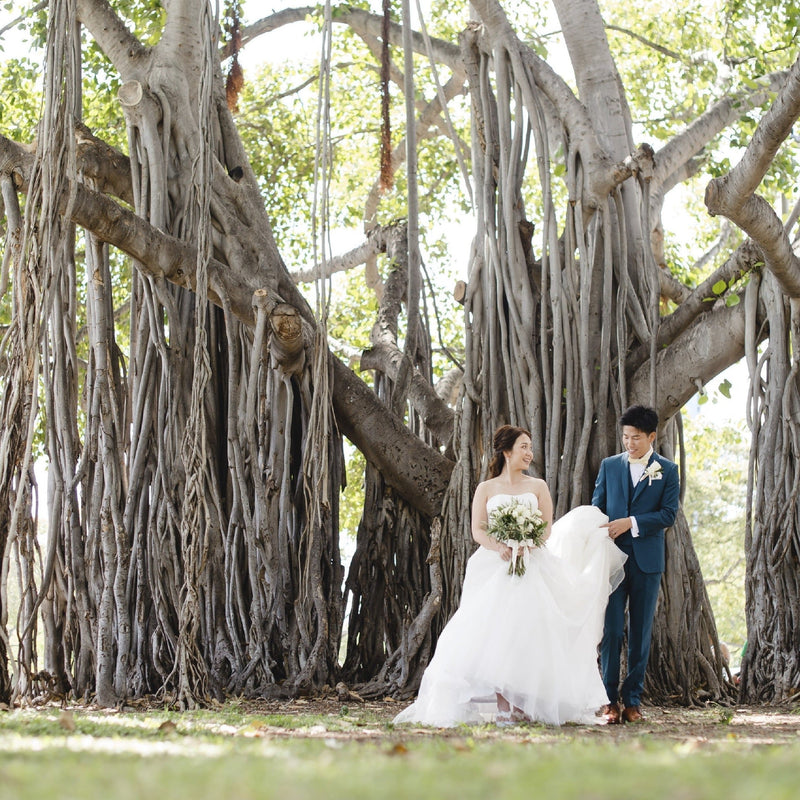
[476,477,515,500]
[475,477,500,495]
[526,476,551,494]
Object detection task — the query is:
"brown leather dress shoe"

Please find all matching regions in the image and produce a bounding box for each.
[621,705,644,723]
[601,702,622,724]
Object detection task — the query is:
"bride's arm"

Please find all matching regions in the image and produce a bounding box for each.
[471,483,512,560]
[535,480,554,542]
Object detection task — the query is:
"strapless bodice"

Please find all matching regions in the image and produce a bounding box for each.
[486,492,538,514]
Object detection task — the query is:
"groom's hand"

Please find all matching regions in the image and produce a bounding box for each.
[602,517,633,539]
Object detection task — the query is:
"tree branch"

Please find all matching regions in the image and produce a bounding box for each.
[630,301,756,422]
[652,70,788,194]
[77,0,148,73]
[231,6,462,72]
[0,0,46,37]
[628,240,760,373]
[0,132,454,517]
[658,268,692,306]
[604,23,686,63]
[705,55,800,297]
[468,0,625,206]
[360,343,455,447]
[291,227,387,284]
[75,123,134,205]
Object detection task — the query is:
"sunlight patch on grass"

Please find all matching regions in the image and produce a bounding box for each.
[0,732,232,757]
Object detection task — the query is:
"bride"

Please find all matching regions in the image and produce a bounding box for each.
[394,425,627,727]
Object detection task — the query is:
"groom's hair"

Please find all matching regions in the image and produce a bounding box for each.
[620,405,659,434]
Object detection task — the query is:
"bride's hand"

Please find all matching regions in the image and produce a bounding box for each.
[497,543,512,561]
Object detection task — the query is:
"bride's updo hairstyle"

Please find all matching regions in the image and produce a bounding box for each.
[487,425,531,478]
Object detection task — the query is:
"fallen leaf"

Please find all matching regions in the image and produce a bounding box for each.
[158,720,178,734]
[239,722,267,738]
[58,711,76,732]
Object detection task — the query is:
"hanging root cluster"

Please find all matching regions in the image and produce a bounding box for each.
[739,274,800,703]
[431,24,734,705]
[0,2,346,708]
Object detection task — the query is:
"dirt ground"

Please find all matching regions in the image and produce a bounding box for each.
[236,696,800,745]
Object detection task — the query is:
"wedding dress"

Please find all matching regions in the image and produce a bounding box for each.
[393,494,627,727]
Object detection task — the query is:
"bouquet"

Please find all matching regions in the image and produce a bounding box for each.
[486,498,547,576]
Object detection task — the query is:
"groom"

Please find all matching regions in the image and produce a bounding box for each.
[592,405,680,724]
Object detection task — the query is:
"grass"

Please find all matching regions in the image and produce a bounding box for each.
[0,704,799,800]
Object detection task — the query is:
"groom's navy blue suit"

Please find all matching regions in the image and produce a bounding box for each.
[592,451,680,707]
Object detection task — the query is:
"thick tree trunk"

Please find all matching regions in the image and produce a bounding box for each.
[738,275,800,701]
[702,56,800,701]
[647,510,735,703]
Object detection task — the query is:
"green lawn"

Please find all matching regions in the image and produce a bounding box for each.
[0,704,798,800]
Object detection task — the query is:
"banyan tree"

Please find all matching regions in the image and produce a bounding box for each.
[0,0,798,707]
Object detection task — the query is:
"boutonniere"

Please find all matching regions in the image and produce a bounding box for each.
[640,461,663,485]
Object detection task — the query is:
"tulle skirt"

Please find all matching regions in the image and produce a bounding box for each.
[393,505,626,727]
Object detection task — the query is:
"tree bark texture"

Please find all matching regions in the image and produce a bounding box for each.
[647,424,734,703]
[738,274,800,701]
[342,223,442,695]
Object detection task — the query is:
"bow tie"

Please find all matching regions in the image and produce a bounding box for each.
[628,454,651,466]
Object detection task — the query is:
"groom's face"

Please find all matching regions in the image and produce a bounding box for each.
[622,425,656,460]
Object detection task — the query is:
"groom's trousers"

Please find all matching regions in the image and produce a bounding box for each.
[600,546,661,708]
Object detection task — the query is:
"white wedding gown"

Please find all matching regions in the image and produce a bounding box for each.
[393,494,627,727]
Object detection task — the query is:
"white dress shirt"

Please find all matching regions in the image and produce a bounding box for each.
[628,448,654,538]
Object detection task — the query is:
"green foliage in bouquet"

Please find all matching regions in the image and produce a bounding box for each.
[486,498,547,576]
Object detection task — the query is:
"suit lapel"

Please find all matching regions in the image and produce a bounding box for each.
[621,454,632,508]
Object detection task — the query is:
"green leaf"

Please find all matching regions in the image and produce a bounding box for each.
[725,294,741,307]
[719,379,732,399]
[712,280,728,295]
[698,394,709,405]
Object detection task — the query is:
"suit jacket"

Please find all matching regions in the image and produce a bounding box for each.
[591,452,680,574]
